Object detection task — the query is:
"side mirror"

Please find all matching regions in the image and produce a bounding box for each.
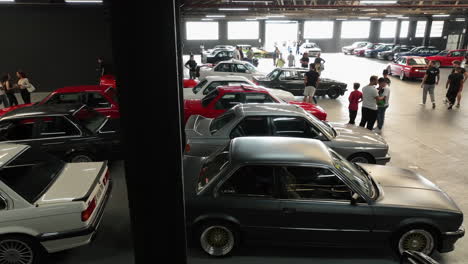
[350,193,360,206]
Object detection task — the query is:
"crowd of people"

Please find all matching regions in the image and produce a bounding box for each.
[0,71,35,108]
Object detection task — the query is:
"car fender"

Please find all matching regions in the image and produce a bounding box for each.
[0,226,40,237]
[393,217,442,234]
[193,213,241,228]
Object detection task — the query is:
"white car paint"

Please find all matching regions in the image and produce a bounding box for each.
[198,59,267,81]
[299,43,322,57]
[0,143,111,257]
[184,76,295,102]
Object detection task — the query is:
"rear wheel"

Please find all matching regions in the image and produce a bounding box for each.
[0,235,44,264]
[327,87,340,99]
[388,55,394,61]
[198,222,239,257]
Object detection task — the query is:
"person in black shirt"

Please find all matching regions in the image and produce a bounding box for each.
[300,53,309,68]
[382,69,391,87]
[452,60,467,107]
[420,60,439,109]
[303,63,320,104]
[314,52,325,74]
[185,55,198,79]
[446,67,464,109]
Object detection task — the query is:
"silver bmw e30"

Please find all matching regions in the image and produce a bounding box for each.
[185,103,390,164]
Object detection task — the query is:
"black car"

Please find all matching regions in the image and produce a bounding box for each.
[377,45,415,61]
[0,104,121,162]
[395,46,441,60]
[202,49,234,64]
[365,43,395,58]
[253,68,347,98]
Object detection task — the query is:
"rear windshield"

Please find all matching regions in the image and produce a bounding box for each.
[73,107,107,132]
[197,148,230,192]
[210,112,236,134]
[202,89,219,107]
[0,148,64,203]
[408,58,427,65]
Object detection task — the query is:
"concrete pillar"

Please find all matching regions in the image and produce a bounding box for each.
[407,20,417,45]
[394,20,402,45]
[462,18,468,49]
[298,19,304,43]
[369,21,380,43]
[259,20,266,48]
[423,17,433,46]
[334,20,342,52]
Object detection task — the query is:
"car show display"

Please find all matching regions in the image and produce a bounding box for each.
[394,46,441,60]
[365,43,394,58]
[426,49,468,67]
[387,56,429,80]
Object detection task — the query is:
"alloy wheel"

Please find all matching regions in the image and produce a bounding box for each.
[200,225,235,256]
[434,61,441,68]
[398,229,434,255]
[0,240,34,264]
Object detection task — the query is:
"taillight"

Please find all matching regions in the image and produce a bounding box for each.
[185,144,191,153]
[81,198,97,222]
[102,170,110,185]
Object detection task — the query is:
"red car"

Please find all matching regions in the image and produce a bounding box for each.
[183,78,199,88]
[354,43,381,56]
[183,85,327,124]
[0,85,120,119]
[426,49,468,67]
[386,56,428,80]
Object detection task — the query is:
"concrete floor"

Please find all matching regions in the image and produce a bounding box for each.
[11,53,467,263]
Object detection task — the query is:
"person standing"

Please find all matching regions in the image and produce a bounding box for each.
[452,60,467,108]
[246,47,254,63]
[287,51,295,67]
[276,53,285,68]
[303,63,319,104]
[184,55,198,80]
[300,53,309,68]
[382,69,391,87]
[239,47,245,60]
[420,60,439,109]
[376,78,390,132]
[446,67,464,110]
[233,46,241,60]
[348,83,362,125]
[296,40,301,55]
[16,71,32,104]
[272,47,280,66]
[2,74,18,106]
[0,82,9,108]
[359,75,379,130]
[314,52,325,74]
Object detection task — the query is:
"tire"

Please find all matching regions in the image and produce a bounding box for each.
[348,153,375,164]
[0,235,45,264]
[198,222,239,257]
[68,152,94,163]
[400,71,406,80]
[327,87,340,99]
[388,55,393,61]
[393,227,437,256]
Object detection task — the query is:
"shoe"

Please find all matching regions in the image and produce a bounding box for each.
[456,104,460,108]
[448,104,453,110]
[374,128,381,133]
[432,103,436,109]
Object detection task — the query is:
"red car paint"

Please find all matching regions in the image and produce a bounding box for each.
[426,49,468,67]
[183,85,327,124]
[354,43,381,56]
[100,74,116,87]
[183,79,199,88]
[0,85,120,119]
[387,56,428,79]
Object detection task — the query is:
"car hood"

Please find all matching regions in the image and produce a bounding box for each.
[330,123,388,147]
[0,103,34,117]
[359,164,461,213]
[185,115,212,137]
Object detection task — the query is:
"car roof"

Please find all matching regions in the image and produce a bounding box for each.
[0,104,85,120]
[205,75,251,82]
[54,85,112,94]
[230,137,334,166]
[216,85,269,94]
[218,59,250,65]
[234,103,306,117]
[0,144,29,169]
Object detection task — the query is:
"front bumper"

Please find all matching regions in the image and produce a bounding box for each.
[375,154,391,165]
[439,226,465,253]
[38,180,113,253]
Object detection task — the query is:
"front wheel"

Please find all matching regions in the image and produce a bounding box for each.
[198,222,238,257]
[395,228,437,256]
[0,236,44,264]
[434,61,441,68]
[327,87,340,99]
[348,153,375,164]
[387,55,393,61]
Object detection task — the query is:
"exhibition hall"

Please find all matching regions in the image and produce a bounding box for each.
[0,0,466,263]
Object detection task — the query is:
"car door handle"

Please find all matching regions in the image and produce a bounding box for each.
[282,208,296,214]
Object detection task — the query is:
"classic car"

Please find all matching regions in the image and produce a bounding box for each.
[183,85,327,123]
[184,137,464,257]
[198,59,267,81]
[184,78,199,88]
[387,56,429,80]
[395,46,441,60]
[201,45,235,58]
[100,74,116,87]
[253,67,347,98]
[365,43,395,58]
[342,41,370,55]
[0,143,112,263]
[426,49,468,67]
[0,85,119,119]
[299,42,322,57]
[201,48,234,64]
[377,45,415,61]
[251,47,271,58]
[185,103,390,164]
[0,104,121,162]
[354,43,382,56]
[184,75,295,101]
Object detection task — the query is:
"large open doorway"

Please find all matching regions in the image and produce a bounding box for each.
[265,20,298,55]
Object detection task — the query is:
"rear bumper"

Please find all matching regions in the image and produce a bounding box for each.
[439,226,465,253]
[375,154,391,165]
[408,72,426,78]
[38,180,113,253]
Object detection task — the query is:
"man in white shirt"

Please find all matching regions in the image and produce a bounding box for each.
[233,46,241,60]
[359,75,379,130]
[287,51,295,67]
[376,78,390,132]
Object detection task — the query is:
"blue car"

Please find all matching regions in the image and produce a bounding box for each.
[395,46,441,60]
[365,43,395,58]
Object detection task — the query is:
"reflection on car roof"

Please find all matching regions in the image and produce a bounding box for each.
[1,104,85,119]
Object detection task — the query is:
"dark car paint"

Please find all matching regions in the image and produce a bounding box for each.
[0,104,121,162]
[253,68,347,97]
[377,46,415,60]
[395,46,441,59]
[365,44,395,58]
[184,155,463,252]
[206,49,234,64]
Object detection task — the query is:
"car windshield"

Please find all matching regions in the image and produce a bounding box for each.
[0,147,65,203]
[381,45,393,51]
[366,43,375,48]
[330,149,374,198]
[210,111,236,134]
[73,107,107,132]
[197,147,230,192]
[193,80,208,94]
[409,47,419,52]
[244,63,257,73]
[437,50,449,56]
[408,58,427,65]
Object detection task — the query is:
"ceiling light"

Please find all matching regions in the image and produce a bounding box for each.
[245,18,258,21]
[358,17,371,19]
[398,17,409,19]
[455,18,466,22]
[201,18,214,21]
[336,18,347,21]
[65,0,102,2]
[361,0,397,4]
[0,0,14,2]
[218,8,249,11]
[432,14,450,17]
[206,15,226,18]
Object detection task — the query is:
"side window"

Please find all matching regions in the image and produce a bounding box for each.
[216,51,227,58]
[86,92,111,108]
[277,166,351,200]
[230,116,270,138]
[271,117,320,138]
[214,93,242,109]
[451,51,462,57]
[233,64,248,73]
[244,93,275,104]
[45,93,84,105]
[39,117,80,137]
[214,63,231,72]
[0,119,37,141]
[279,71,292,80]
[219,166,275,198]
[401,58,407,65]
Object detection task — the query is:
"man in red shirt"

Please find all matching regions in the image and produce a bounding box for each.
[348,82,363,124]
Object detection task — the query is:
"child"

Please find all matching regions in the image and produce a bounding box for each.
[348,82,363,124]
[382,69,391,87]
